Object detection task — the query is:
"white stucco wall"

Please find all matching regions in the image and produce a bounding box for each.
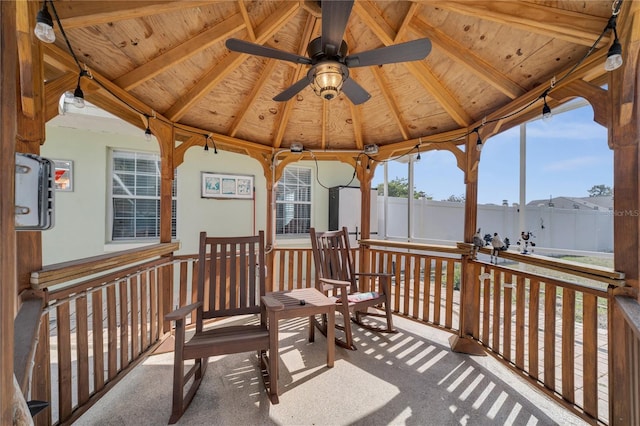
[40,110,357,265]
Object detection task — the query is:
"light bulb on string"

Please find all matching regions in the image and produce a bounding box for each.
[604,15,623,71]
[542,93,552,122]
[34,0,55,43]
[475,128,483,152]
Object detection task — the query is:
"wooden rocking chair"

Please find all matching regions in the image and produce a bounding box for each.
[165,231,277,423]
[310,227,395,350]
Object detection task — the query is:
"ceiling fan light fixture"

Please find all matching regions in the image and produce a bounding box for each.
[311,63,345,101]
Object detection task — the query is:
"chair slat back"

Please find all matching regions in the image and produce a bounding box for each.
[196,231,265,329]
[310,227,357,293]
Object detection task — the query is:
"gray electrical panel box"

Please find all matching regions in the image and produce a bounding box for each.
[15,153,55,230]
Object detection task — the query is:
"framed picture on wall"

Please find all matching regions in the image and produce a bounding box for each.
[201,172,254,199]
[53,159,73,191]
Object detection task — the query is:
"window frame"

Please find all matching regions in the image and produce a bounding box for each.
[275,165,313,237]
[108,149,177,242]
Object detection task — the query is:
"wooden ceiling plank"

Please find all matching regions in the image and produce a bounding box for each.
[164,2,299,122]
[229,59,278,137]
[411,18,525,99]
[370,67,409,140]
[406,62,471,127]
[237,0,256,42]
[433,1,608,47]
[114,14,245,90]
[273,65,306,149]
[57,1,218,30]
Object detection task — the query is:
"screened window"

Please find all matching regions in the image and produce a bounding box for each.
[276,166,311,235]
[111,150,177,240]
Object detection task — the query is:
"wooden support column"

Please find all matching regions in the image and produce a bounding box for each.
[151,118,175,334]
[356,159,376,285]
[0,1,17,423]
[609,3,640,424]
[251,152,275,292]
[450,131,485,355]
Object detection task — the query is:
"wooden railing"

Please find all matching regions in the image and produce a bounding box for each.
[29,243,178,425]
[29,241,637,425]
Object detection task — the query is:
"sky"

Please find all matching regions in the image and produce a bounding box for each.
[371,102,612,205]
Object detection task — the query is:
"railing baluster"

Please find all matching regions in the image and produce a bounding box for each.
[481,265,491,344]
[76,295,90,405]
[150,269,158,342]
[582,292,598,419]
[492,269,501,353]
[131,276,140,358]
[544,282,557,392]
[445,260,454,329]
[422,258,432,323]
[528,279,540,381]
[140,273,149,351]
[412,255,421,319]
[433,259,442,326]
[562,288,576,403]
[503,272,513,362]
[92,290,105,391]
[515,275,525,370]
[107,285,118,380]
[119,280,130,369]
[57,303,72,420]
[402,255,411,315]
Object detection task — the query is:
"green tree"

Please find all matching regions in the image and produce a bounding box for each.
[444,194,465,202]
[587,184,612,197]
[376,177,430,199]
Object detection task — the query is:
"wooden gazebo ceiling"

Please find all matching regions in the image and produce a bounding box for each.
[40,1,618,155]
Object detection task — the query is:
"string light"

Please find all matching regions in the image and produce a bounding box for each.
[541,91,552,122]
[72,71,88,108]
[34,0,55,43]
[144,117,152,141]
[605,15,623,71]
[474,128,483,152]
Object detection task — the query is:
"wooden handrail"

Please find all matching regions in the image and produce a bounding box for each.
[359,239,471,255]
[477,246,624,285]
[31,242,180,289]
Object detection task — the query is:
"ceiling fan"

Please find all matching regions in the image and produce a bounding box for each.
[225,0,431,105]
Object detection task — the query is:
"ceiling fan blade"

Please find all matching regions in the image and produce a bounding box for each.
[321,0,354,56]
[226,38,312,65]
[341,78,371,105]
[345,38,432,68]
[273,77,310,102]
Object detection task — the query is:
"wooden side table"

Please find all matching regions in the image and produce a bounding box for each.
[262,287,335,402]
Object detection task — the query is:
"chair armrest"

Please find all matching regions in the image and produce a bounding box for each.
[319,278,351,288]
[164,301,201,322]
[354,272,392,278]
[261,295,285,312]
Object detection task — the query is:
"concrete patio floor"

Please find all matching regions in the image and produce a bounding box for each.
[74,314,589,426]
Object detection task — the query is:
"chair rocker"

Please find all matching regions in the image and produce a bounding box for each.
[310,227,395,350]
[165,231,277,423]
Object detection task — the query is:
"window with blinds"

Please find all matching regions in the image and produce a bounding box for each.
[276,166,311,235]
[111,150,177,240]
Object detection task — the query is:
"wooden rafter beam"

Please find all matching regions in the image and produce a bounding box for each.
[54,1,217,30]
[370,67,409,140]
[411,17,525,99]
[237,0,256,42]
[406,62,471,127]
[432,1,608,47]
[229,59,278,137]
[354,1,471,127]
[395,2,419,43]
[114,13,245,90]
[164,2,299,121]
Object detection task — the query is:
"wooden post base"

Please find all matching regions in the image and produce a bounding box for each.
[449,334,486,356]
